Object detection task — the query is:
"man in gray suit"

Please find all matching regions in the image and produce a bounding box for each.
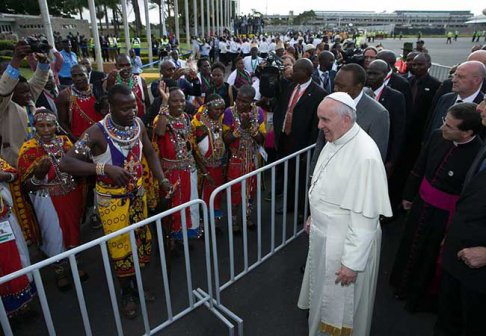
[310,64,390,172]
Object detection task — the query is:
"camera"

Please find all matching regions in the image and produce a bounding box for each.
[342,47,364,66]
[24,36,50,54]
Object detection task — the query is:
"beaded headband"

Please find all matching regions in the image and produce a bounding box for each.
[34,112,57,123]
[207,98,225,108]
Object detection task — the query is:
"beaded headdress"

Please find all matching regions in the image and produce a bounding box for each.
[34,109,57,123]
[207,98,225,108]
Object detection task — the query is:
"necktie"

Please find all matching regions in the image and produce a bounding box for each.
[456,99,463,104]
[321,72,330,92]
[283,85,301,135]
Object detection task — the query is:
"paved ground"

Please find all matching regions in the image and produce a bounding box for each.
[9,178,435,336]
[366,37,480,67]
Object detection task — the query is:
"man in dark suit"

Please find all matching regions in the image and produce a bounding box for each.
[273,58,327,212]
[435,96,486,336]
[425,61,486,141]
[310,64,390,173]
[311,51,335,93]
[432,50,486,105]
[377,50,413,118]
[79,57,105,98]
[365,60,406,176]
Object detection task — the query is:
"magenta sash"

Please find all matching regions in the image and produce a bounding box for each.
[419,178,459,220]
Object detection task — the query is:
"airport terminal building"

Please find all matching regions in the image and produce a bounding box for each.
[267,10,475,34]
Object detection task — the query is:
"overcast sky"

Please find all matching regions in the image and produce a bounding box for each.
[238,1,483,16]
[84,1,483,25]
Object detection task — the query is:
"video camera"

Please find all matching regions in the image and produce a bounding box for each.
[24,36,50,54]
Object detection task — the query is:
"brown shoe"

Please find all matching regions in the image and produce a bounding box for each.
[78,269,89,282]
[54,266,72,292]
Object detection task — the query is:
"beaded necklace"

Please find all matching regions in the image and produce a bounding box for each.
[200,109,225,161]
[167,112,193,163]
[71,84,93,102]
[35,135,77,196]
[116,73,134,89]
[102,114,141,149]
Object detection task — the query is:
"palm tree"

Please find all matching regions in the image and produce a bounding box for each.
[131,0,143,36]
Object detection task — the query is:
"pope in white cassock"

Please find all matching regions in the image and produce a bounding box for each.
[298,92,392,336]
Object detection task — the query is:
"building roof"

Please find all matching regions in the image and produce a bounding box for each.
[465,15,486,24]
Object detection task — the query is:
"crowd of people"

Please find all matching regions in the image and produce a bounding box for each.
[0,28,485,336]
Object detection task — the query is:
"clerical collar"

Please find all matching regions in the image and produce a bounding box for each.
[332,123,360,146]
[457,87,481,104]
[353,89,364,105]
[453,135,476,147]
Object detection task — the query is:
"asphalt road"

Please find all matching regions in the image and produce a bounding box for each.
[370,36,482,66]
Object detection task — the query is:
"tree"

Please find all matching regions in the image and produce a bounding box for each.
[293,10,316,25]
[131,0,143,36]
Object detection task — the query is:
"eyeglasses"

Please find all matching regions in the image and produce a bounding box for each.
[441,116,460,131]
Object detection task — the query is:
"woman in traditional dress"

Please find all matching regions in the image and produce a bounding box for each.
[227,56,252,92]
[17,109,86,291]
[0,158,36,318]
[209,62,234,108]
[153,88,200,241]
[223,85,266,233]
[191,94,227,219]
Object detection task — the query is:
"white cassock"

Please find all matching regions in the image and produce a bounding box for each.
[298,123,392,336]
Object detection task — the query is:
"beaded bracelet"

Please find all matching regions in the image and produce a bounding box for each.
[95,163,105,176]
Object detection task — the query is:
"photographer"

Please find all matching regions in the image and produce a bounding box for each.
[0,39,50,167]
[339,40,364,67]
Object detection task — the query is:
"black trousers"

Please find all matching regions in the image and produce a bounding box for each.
[434,270,486,336]
[276,134,308,212]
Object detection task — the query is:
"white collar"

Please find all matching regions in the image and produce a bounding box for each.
[353,89,364,105]
[457,87,481,103]
[384,69,393,85]
[332,122,360,146]
[453,135,476,146]
[297,78,313,91]
[373,83,386,99]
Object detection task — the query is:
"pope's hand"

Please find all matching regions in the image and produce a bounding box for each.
[304,216,311,234]
[335,265,357,286]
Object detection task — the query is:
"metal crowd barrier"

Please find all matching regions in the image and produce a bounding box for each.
[429,63,452,82]
[0,199,237,336]
[208,144,316,335]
